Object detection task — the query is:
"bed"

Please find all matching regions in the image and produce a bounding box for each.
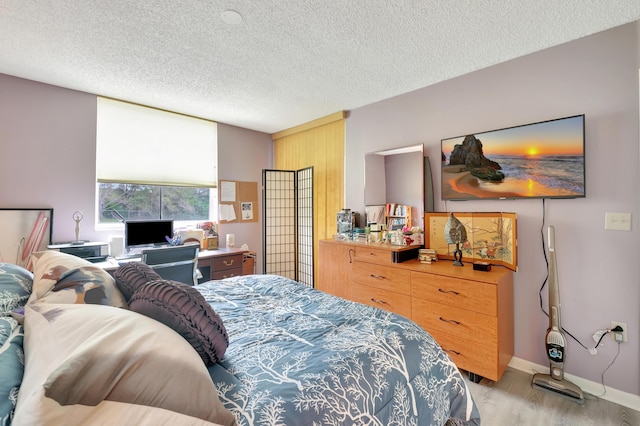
[198,274,480,425]
[2,251,480,425]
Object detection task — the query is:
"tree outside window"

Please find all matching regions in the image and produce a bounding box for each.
[98,183,211,223]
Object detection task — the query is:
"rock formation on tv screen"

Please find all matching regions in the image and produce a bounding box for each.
[448,135,504,181]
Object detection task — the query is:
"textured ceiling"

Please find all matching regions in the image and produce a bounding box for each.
[1,1,639,134]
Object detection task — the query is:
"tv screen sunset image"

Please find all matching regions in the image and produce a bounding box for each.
[441,115,585,200]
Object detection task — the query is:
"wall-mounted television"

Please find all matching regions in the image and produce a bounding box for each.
[441,114,585,201]
[124,220,173,251]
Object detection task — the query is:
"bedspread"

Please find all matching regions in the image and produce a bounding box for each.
[198,275,480,426]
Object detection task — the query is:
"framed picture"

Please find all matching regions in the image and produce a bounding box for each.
[241,202,254,220]
[424,212,517,271]
[0,208,53,270]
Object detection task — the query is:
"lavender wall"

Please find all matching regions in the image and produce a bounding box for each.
[0,75,97,241]
[217,123,273,273]
[0,74,272,271]
[346,22,640,396]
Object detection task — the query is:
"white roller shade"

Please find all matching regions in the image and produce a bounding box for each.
[96,97,217,187]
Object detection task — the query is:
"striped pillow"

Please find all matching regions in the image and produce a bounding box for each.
[112,262,162,303]
[129,280,228,365]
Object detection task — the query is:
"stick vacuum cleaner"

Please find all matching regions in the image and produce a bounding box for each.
[531,226,584,404]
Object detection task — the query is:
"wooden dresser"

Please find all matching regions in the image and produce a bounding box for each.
[318,239,514,382]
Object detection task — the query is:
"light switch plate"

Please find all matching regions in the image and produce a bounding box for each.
[604,212,631,231]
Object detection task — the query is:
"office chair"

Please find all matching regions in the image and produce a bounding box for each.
[141,243,200,286]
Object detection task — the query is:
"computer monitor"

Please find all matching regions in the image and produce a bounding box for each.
[124,220,173,252]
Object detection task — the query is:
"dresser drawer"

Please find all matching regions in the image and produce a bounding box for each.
[411,272,497,316]
[350,283,412,318]
[211,267,243,280]
[212,254,243,272]
[412,299,497,346]
[354,246,393,264]
[428,329,499,381]
[352,262,411,295]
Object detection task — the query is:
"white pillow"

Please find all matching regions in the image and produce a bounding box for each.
[14,396,229,426]
[15,303,237,425]
[28,250,127,308]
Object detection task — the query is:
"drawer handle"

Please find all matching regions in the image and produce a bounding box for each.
[370,274,387,280]
[222,273,236,278]
[223,259,235,266]
[439,316,461,325]
[370,298,389,305]
[444,348,461,355]
[438,288,459,295]
[368,252,377,257]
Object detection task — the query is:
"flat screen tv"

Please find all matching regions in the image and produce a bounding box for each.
[124,220,173,250]
[441,114,585,200]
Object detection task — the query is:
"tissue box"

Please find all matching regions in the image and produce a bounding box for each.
[204,236,218,250]
[401,233,424,246]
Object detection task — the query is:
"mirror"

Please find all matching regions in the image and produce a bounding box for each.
[364,144,425,229]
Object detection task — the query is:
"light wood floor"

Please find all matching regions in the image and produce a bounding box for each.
[464,368,640,426]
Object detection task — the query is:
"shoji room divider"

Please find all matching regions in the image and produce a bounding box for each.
[262,167,314,287]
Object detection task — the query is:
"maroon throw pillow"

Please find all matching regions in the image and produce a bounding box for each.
[129,280,229,365]
[112,262,163,302]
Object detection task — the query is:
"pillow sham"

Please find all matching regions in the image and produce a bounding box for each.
[129,279,229,365]
[0,317,24,425]
[112,261,162,302]
[18,303,236,425]
[0,263,33,316]
[28,251,126,308]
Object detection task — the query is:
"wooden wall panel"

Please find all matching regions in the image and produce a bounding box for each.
[272,112,346,283]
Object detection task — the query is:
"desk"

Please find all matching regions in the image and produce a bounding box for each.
[195,248,247,282]
[98,247,248,283]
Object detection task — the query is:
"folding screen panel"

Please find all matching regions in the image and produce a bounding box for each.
[296,167,314,287]
[262,168,314,287]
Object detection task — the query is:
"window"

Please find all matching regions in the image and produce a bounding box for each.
[98,184,214,223]
[96,98,217,225]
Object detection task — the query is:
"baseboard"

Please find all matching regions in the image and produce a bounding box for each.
[509,356,640,411]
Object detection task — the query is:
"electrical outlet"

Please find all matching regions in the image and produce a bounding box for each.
[611,321,627,343]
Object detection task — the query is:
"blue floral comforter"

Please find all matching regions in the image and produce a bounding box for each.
[198,274,480,426]
[0,317,23,426]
